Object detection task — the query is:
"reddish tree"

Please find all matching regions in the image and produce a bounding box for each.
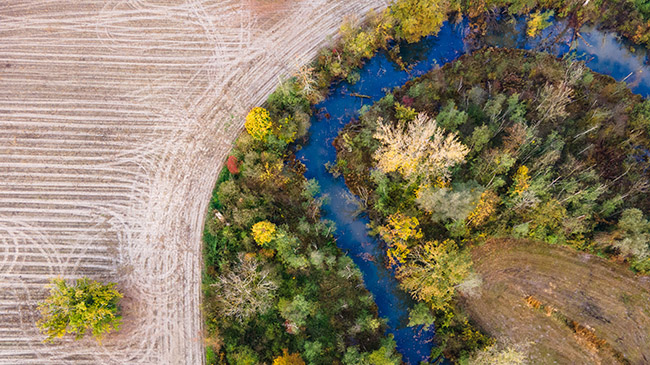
[226,155,239,174]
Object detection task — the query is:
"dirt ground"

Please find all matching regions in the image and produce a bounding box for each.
[462,239,650,364]
[0,1,387,363]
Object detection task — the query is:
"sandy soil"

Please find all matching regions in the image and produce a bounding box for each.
[463,239,650,364]
[0,1,387,363]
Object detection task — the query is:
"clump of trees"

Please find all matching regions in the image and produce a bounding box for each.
[37,277,122,343]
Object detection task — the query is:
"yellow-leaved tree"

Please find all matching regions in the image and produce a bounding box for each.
[251,221,277,247]
[378,212,423,266]
[526,10,554,38]
[373,113,468,184]
[510,165,530,196]
[397,239,471,311]
[37,277,122,343]
[273,349,306,365]
[467,190,499,227]
[245,107,273,141]
[390,0,449,43]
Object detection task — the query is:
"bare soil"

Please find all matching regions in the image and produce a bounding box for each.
[462,239,650,364]
[0,0,387,363]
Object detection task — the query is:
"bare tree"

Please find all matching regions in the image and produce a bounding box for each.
[211,253,278,322]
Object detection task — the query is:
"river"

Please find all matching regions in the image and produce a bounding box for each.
[295,16,650,364]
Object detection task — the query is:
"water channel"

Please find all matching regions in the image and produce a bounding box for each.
[295,16,650,364]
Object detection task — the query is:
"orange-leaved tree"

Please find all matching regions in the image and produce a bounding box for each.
[273,349,306,365]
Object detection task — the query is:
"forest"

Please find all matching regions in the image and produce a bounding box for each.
[201,0,650,363]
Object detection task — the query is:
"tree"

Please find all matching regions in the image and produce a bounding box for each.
[245,107,273,141]
[536,81,572,124]
[526,10,554,37]
[436,100,468,131]
[397,240,471,311]
[303,341,323,363]
[510,165,530,196]
[391,0,448,43]
[251,221,277,247]
[378,212,422,266]
[211,253,278,322]
[273,349,306,365]
[407,302,435,329]
[367,335,402,365]
[226,155,239,174]
[466,190,499,227]
[373,113,469,183]
[37,277,122,343]
[394,102,416,123]
[415,182,483,223]
[278,294,313,334]
[615,208,650,259]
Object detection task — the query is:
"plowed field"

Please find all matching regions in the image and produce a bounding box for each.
[0,1,386,363]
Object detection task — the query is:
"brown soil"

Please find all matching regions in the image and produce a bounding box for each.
[462,239,650,364]
[0,0,387,363]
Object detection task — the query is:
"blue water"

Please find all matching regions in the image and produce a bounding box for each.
[296,18,650,364]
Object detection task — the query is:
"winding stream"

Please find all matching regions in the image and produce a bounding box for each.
[295,17,650,364]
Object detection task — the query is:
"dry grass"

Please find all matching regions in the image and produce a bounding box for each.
[0,0,387,363]
[461,239,650,364]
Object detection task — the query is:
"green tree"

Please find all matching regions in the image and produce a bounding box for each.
[367,335,402,365]
[37,277,122,343]
[278,295,313,334]
[615,208,650,259]
[303,341,323,363]
[436,100,468,131]
[407,302,435,329]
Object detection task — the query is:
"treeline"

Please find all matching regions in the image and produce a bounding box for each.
[334,47,650,361]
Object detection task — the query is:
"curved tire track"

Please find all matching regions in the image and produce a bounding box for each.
[0,0,388,363]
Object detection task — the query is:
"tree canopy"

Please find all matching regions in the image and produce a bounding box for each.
[37,277,122,343]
